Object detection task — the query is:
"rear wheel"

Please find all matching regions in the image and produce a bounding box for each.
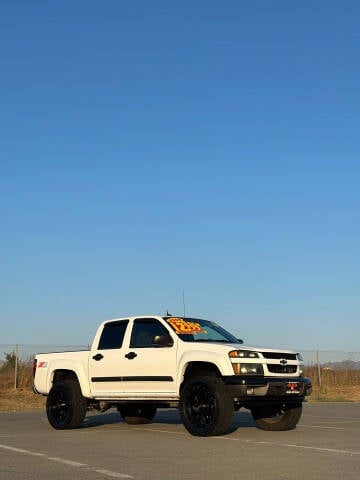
[251,403,302,431]
[119,404,157,425]
[46,380,87,429]
[180,376,234,436]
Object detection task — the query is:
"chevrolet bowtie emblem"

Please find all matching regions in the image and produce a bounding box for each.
[280,359,288,365]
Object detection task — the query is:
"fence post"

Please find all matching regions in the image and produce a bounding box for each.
[14,344,19,389]
[316,350,322,388]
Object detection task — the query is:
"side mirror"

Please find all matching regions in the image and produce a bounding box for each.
[238,339,244,344]
[152,334,174,347]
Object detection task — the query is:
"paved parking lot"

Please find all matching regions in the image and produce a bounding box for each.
[1,402,360,480]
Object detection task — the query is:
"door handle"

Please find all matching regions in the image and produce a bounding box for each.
[92,353,104,361]
[125,352,137,360]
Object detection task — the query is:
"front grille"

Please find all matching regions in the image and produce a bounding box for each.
[268,365,298,374]
[261,352,297,360]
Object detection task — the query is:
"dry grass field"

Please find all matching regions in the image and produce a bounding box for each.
[305,365,360,401]
[1,360,360,411]
[0,389,46,411]
[0,356,46,411]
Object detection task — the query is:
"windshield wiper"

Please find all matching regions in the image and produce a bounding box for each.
[212,339,234,343]
[194,339,233,343]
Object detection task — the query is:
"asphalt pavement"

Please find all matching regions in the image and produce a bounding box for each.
[1,402,360,480]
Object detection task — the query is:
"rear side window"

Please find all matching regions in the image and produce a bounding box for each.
[98,320,129,350]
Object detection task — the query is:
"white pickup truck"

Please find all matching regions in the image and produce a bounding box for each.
[33,315,312,436]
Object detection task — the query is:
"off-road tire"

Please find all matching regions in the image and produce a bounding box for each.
[119,404,157,425]
[180,376,234,436]
[46,380,87,429]
[251,403,302,431]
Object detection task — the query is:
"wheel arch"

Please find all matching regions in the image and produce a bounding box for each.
[52,369,79,384]
[47,360,91,398]
[178,350,231,393]
[180,361,222,391]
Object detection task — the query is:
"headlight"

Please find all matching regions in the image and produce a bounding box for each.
[229,350,259,358]
[296,353,304,361]
[232,363,264,375]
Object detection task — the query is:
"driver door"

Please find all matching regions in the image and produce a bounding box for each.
[121,317,177,395]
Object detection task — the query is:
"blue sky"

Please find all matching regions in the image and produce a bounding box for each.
[1,1,359,351]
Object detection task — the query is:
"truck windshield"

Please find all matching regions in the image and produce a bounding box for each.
[164,317,240,343]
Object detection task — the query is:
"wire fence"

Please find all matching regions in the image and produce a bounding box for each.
[1,344,360,390]
[0,344,357,366]
[0,344,88,389]
[0,344,89,360]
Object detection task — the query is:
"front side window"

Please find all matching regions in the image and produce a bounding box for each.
[130,318,171,348]
[98,320,129,350]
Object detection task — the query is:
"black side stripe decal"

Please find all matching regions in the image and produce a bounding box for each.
[91,376,173,383]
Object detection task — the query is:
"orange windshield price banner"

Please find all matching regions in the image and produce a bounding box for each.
[167,318,207,335]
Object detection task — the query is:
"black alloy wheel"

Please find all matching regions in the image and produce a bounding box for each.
[46,381,87,429]
[119,403,157,424]
[251,402,302,431]
[180,376,233,436]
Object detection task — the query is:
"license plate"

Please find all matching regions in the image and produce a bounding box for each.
[286,382,300,394]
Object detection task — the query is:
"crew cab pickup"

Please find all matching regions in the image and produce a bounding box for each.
[33,315,312,436]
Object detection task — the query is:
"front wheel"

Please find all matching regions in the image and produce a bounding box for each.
[180,376,234,436]
[251,403,302,431]
[46,380,87,429]
[119,404,157,425]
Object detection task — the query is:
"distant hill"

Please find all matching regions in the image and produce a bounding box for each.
[322,360,360,370]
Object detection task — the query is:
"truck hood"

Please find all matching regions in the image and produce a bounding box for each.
[182,342,297,355]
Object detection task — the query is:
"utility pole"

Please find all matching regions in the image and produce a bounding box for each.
[14,345,19,389]
[316,350,322,388]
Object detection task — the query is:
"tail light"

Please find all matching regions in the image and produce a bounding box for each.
[33,358,37,379]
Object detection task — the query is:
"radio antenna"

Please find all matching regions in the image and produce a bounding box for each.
[182,291,186,318]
